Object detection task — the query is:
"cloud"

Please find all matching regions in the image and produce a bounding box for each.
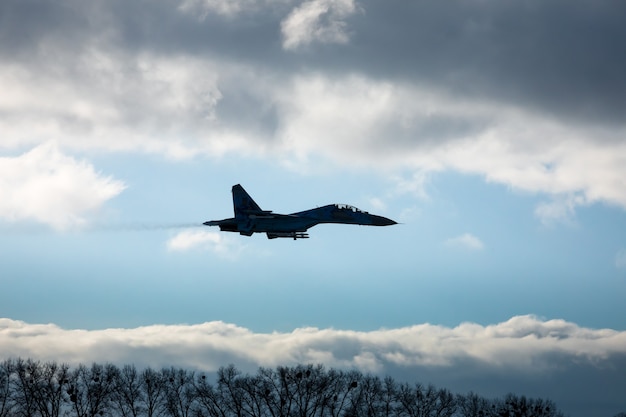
[3,315,625,416]
[1,315,625,401]
[444,233,484,251]
[4,42,626,215]
[0,49,228,159]
[275,74,626,214]
[2,315,622,374]
[167,229,244,258]
[391,171,432,200]
[281,0,360,50]
[2,0,626,220]
[0,143,125,230]
[178,0,257,18]
[367,197,386,213]
[534,195,586,226]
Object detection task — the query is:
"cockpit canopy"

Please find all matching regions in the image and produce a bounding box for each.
[334,204,368,214]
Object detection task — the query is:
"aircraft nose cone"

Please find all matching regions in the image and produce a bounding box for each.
[372,215,397,226]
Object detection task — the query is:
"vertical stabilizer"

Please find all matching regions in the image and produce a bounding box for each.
[232,184,263,217]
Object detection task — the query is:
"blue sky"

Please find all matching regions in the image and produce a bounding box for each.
[1,1,626,416]
[4,162,626,332]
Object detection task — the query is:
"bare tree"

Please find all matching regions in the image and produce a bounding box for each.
[490,394,564,417]
[396,383,457,417]
[11,358,40,417]
[141,368,167,417]
[353,374,382,417]
[236,372,272,417]
[0,360,572,417]
[4,359,70,417]
[456,391,492,417]
[270,364,337,417]
[381,377,400,417]
[193,372,228,417]
[350,375,401,417]
[112,365,144,417]
[433,388,456,417]
[214,365,246,417]
[33,361,70,417]
[67,363,118,417]
[162,367,197,417]
[322,368,361,417]
[0,360,15,417]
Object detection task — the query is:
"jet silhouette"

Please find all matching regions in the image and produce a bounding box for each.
[204,184,397,239]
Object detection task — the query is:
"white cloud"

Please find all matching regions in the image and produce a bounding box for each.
[281,0,360,50]
[3,36,626,219]
[615,248,626,270]
[391,171,432,200]
[275,74,626,214]
[444,233,484,251]
[178,0,254,18]
[0,315,624,374]
[0,51,227,159]
[178,0,288,19]
[367,197,386,212]
[0,142,125,230]
[534,195,586,226]
[167,229,244,258]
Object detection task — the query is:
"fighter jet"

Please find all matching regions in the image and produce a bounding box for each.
[203,184,397,239]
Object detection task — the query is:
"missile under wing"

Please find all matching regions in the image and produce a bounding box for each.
[203,184,397,239]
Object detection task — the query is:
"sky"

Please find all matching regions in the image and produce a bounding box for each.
[1,0,626,415]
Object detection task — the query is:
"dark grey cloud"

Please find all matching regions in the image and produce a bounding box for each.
[321,1,626,128]
[0,0,287,69]
[2,0,626,214]
[3,0,625,127]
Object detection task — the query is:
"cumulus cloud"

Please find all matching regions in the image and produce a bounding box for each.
[4,44,626,216]
[167,229,244,258]
[0,143,125,230]
[0,315,624,374]
[0,50,229,159]
[281,0,360,50]
[444,233,484,251]
[275,74,626,213]
[2,0,626,220]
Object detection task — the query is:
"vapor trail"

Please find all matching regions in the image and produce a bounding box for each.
[0,221,204,235]
[89,222,203,232]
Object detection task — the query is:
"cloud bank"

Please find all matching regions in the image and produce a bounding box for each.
[2,315,626,416]
[1,315,624,375]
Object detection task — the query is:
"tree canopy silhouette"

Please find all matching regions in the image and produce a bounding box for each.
[0,358,572,417]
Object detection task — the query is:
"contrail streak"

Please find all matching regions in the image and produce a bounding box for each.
[0,222,204,234]
[89,222,203,232]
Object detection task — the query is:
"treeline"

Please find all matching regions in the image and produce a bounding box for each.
[0,358,564,417]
